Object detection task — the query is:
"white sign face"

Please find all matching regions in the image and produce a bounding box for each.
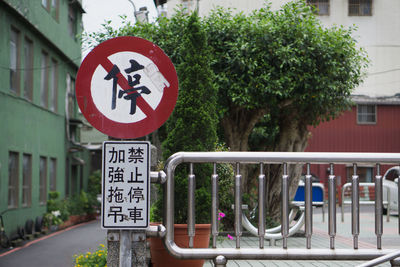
[91,52,168,124]
[101,141,150,229]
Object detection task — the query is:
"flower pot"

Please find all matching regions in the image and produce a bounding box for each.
[149,224,211,267]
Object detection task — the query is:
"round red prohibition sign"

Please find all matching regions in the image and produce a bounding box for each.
[76,36,178,139]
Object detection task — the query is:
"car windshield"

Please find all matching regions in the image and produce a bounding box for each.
[385,168,400,182]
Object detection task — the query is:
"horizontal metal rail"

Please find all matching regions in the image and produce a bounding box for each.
[162,152,400,266]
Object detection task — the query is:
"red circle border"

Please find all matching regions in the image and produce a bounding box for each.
[76,36,178,139]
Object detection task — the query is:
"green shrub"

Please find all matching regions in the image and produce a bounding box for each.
[157,12,218,224]
[45,191,69,224]
[73,244,107,267]
[88,171,101,194]
[68,191,93,216]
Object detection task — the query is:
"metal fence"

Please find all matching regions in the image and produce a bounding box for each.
[159,152,400,266]
[341,182,391,223]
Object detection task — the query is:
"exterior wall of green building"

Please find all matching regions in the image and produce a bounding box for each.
[0,0,88,235]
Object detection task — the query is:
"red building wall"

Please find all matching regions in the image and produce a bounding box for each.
[305,105,400,193]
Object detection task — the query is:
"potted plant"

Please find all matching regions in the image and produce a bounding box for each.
[149,11,218,267]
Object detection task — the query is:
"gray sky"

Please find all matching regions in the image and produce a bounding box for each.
[81,0,158,57]
[82,0,158,34]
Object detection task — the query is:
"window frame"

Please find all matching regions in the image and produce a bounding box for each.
[22,154,32,207]
[40,51,49,108]
[349,0,373,16]
[357,104,377,125]
[68,5,77,39]
[67,74,76,118]
[23,37,34,101]
[49,158,57,192]
[39,156,47,205]
[307,0,330,16]
[10,26,21,95]
[346,166,374,183]
[51,0,60,21]
[49,58,58,112]
[42,0,50,11]
[8,152,19,209]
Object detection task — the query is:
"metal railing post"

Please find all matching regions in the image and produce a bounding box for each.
[211,163,219,248]
[352,164,360,249]
[258,163,266,249]
[234,163,242,249]
[281,163,289,249]
[398,171,400,235]
[375,164,383,249]
[188,163,196,248]
[328,164,336,249]
[160,151,400,265]
[214,255,227,267]
[305,163,313,249]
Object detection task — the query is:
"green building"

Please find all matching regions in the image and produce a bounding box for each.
[0,0,89,236]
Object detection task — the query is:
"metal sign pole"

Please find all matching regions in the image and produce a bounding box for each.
[105,142,156,267]
[120,230,132,267]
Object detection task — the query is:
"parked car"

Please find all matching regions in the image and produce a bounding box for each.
[383,166,399,214]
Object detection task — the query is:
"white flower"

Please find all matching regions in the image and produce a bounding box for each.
[52,210,61,217]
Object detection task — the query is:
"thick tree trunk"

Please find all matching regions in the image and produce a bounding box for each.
[266,117,310,221]
[221,105,310,222]
[221,106,267,191]
[222,107,266,151]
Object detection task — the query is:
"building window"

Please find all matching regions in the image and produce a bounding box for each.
[23,38,34,101]
[357,104,376,124]
[180,0,195,14]
[42,0,59,20]
[49,158,57,191]
[22,154,32,207]
[307,0,330,15]
[39,156,47,205]
[68,5,77,39]
[346,166,374,183]
[344,166,374,201]
[51,0,59,20]
[349,0,372,16]
[50,59,58,112]
[10,27,20,94]
[42,0,49,10]
[67,74,76,118]
[40,51,49,108]
[8,152,19,208]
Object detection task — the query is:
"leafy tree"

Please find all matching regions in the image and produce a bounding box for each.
[203,1,368,218]
[158,12,218,223]
[83,0,368,220]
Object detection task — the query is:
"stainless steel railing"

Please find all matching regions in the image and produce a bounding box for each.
[341,182,391,223]
[160,152,400,266]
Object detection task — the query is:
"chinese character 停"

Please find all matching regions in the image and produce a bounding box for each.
[104,59,151,115]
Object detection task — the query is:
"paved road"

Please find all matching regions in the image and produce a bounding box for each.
[0,207,398,267]
[0,220,106,267]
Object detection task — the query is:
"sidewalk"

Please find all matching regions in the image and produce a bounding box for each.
[204,206,399,267]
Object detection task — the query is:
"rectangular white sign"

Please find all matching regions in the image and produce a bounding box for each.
[101,141,150,229]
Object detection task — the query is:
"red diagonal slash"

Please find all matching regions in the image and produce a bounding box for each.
[101,57,156,120]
